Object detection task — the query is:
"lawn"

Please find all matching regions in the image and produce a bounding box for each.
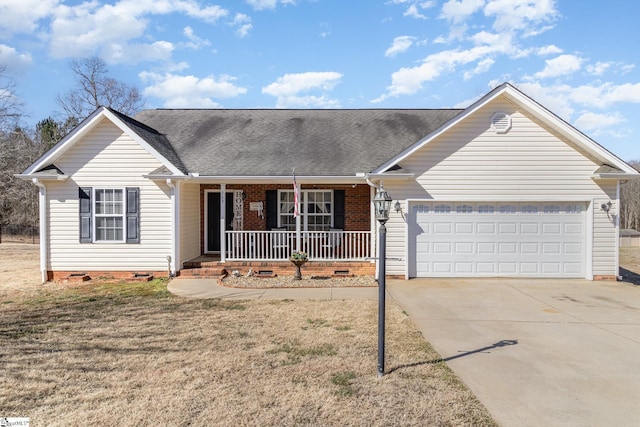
[0,244,495,426]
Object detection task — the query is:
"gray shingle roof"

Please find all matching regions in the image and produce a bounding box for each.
[133,109,463,176]
[108,108,188,174]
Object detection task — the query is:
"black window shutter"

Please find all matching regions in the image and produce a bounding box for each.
[265,190,278,230]
[334,190,345,230]
[79,187,92,243]
[126,187,140,243]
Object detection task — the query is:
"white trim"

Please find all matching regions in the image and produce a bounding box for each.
[405,196,597,202]
[374,83,640,177]
[586,200,594,280]
[93,187,126,243]
[32,179,47,283]
[164,175,368,184]
[24,107,185,177]
[277,189,334,231]
[166,179,179,275]
[616,181,621,279]
[220,184,226,263]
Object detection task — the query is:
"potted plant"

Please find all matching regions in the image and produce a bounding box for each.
[289,251,308,280]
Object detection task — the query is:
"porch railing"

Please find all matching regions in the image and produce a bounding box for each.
[225,230,372,261]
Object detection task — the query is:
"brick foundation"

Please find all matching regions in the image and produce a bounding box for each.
[593,275,618,281]
[49,271,169,283]
[179,261,375,278]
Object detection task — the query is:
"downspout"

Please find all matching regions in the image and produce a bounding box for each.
[166,179,179,277]
[32,178,47,283]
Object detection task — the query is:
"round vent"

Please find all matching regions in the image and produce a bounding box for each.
[491,112,511,134]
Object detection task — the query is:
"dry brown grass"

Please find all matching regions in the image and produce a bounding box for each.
[0,279,495,426]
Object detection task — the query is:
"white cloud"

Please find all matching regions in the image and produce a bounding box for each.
[463,57,494,79]
[484,0,558,33]
[231,13,252,38]
[0,44,33,74]
[262,71,343,107]
[271,95,341,109]
[574,111,625,132]
[533,54,582,79]
[246,0,296,10]
[536,44,562,56]
[140,71,247,107]
[391,0,436,19]
[47,0,228,63]
[385,36,416,57]
[183,26,211,49]
[0,0,59,37]
[440,0,484,24]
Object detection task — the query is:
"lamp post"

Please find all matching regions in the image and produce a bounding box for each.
[373,183,392,378]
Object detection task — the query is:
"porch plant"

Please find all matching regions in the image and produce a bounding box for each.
[289,251,308,280]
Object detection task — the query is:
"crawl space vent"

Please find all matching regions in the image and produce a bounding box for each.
[491,112,512,134]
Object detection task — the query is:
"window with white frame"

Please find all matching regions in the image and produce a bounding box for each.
[79,186,139,244]
[95,189,125,241]
[278,190,333,231]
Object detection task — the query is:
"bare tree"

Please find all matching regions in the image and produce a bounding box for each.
[620,160,640,231]
[57,57,144,120]
[0,64,23,132]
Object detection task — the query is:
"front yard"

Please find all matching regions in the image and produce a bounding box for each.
[0,244,494,426]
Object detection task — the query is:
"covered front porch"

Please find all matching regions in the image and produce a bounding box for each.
[173,181,378,276]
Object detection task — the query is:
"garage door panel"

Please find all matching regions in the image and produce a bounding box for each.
[454,262,473,274]
[477,223,496,234]
[454,242,474,254]
[477,242,496,254]
[521,242,540,254]
[412,202,586,278]
[433,222,452,234]
[520,223,539,234]
[499,242,517,254]
[543,223,561,234]
[499,223,517,234]
[455,223,474,234]
[520,263,539,274]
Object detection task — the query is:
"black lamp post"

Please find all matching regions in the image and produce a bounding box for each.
[373,183,392,378]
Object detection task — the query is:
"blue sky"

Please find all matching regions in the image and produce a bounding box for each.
[1,0,639,161]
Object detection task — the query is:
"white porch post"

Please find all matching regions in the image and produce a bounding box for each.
[220,183,226,262]
[33,179,47,283]
[296,205,301,253]
[166,179,180,276]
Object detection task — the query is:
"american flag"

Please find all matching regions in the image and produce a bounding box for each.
[293,169,300,218]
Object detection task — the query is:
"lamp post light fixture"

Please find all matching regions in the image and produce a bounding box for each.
[373,183,392,378]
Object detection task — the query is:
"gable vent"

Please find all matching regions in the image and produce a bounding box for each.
[491,112,512,134]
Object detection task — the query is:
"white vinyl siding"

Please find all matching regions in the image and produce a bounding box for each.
[383,95,618,278]
[46,119,171,271]
[179,182,201,265]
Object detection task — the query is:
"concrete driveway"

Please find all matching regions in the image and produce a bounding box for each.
[388,278,640,427]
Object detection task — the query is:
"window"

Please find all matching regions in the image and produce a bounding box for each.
[456,204,473,214]
[434,204,451,213]
[521,205,539,214]
[278,190,333,231]
[478,205,495,214]
[499,205,517,214]
[543,205,561,214]
[95,189,124,241]
[79,187,139,243]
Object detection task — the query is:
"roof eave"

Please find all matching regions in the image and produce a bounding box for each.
[14,173,69,181]
[145,174,371,184]
[592,173,640,180]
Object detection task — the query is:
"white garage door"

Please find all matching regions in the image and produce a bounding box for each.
[409,202,586,278]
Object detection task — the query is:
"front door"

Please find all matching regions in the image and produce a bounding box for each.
[206,192,235,253]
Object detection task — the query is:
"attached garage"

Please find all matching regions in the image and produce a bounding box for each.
[408,202,588,278]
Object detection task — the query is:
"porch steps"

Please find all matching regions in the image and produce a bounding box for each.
[178,260,375,279]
